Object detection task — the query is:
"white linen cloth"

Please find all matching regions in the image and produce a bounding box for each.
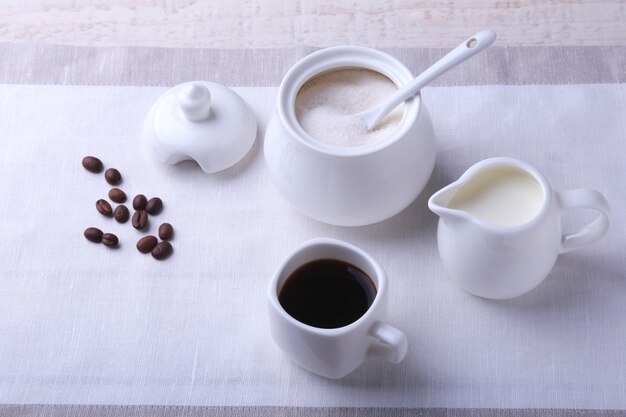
[0,83,624,409]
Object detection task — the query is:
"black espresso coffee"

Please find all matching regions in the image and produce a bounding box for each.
[278,259,377,329]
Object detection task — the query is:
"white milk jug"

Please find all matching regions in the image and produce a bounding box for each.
[428,157,610,299]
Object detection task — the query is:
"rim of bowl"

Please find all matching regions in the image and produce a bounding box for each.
[276,45,421,157]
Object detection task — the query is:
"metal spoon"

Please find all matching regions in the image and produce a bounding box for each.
[358,29,497,131]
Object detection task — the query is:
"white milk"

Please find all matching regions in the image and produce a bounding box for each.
[448,167,544,227]
[295,69,403,147]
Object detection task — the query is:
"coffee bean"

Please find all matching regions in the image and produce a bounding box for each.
[114,205,130,223]
[133,194,147,210]
[145,197,163,215]
[158,223,174,241]
[82,156,103,173]
[101,233,119,247]
[105,168,122,185]
[151,241,173,260]
[108,188,127,203]
[136,235,158,254]
[132,210,148,230]
[96,199,113,216]
[84,227,103,243]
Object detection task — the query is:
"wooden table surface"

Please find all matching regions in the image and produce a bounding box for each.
[0,0,625,48]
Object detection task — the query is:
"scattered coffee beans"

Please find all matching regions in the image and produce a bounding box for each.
[136,235,158,254]
[132,210,149,230]
[114,205,130,223]
[133,194,147,210]
[82,156,104,173]
[96,199,113,216]
[105,168,122,185]
[84,227,103,243]
[82,157,176,260]
[158,223,174,241]
[145,197,163,215]
[151,241,173,260]
[108,188,127,203]
[102,233,119,247]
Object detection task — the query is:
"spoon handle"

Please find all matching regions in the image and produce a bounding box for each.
[363,29,497,130]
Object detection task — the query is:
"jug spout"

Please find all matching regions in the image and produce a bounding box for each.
[428,180,467,223]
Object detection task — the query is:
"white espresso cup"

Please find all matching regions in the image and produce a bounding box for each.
[267,238,408,379]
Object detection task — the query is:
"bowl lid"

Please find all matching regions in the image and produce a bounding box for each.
[143,81,257,173]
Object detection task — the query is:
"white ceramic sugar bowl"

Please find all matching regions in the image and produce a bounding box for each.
[264,46,436,226]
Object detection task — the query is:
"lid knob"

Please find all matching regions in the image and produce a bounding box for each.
[178,83,211,122]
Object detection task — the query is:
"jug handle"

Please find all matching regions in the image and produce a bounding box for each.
[557,188,610,254]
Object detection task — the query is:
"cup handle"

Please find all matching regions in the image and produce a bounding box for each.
[557,188,610,254]
[367,321,408,364]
